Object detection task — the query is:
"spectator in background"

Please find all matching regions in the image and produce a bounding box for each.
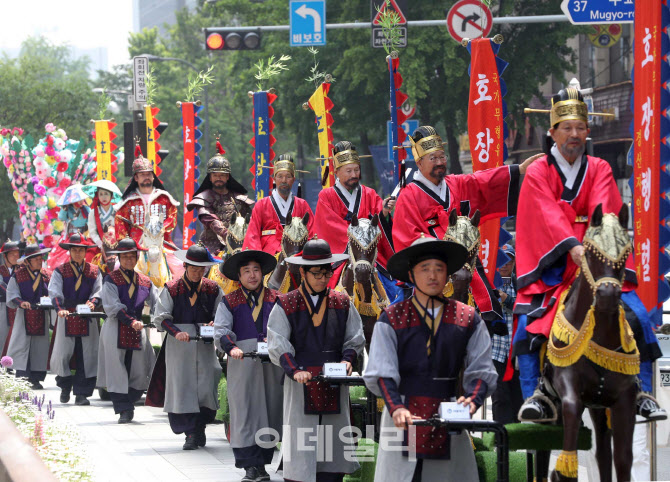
[491,241,523,424]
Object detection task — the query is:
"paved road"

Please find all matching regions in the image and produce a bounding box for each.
[32,373,669,481]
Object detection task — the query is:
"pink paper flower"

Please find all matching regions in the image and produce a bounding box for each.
[59,178,71,189]
[0,356,12,368]
[45,123,56,133]
[34,185,46,196]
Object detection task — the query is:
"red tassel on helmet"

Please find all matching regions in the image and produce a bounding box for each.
[134,144,143,158]
[216,139,225,155]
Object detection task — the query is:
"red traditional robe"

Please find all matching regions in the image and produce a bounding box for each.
[242,194,316,255]
[313,184,394,287]
[392,165,519,251]
[515,154,636,339]
[114,189,179,247]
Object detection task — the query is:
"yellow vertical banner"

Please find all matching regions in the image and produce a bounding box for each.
[144,105,158,172]
[308,83,335,188]
[94,120,112,181]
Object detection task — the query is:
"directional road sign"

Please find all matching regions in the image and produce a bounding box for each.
[371,0,408,49]
[387,119,419,163]
[290,0,326,46]
[446,0,492,44]
[560,0,634,25]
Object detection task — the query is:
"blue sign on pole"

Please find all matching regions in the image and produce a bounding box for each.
[387,119,419,164]
[560,0,634,25]
[290,1,327,46]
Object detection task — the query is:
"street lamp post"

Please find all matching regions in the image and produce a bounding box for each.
[138,54,211,162]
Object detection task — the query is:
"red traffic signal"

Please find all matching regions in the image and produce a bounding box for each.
[205,28,261,51]
[206,32,224,50]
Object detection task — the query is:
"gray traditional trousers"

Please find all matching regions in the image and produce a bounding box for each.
[152,287,222,414]
[363,317,497,481]
[268,300,365,482]
[98,280,157,394]
[214,302,284,451]
[48,269,102,380]
[6,277,53,375]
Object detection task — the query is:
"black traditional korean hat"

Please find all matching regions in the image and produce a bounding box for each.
[106,237,148,254]
[221,248,277,281]
[58,233,97,250]
[174,244,219,268]
[18,244,51,262]
[0,240,21,258]
[285,238,348,266]
[387,235,468,283]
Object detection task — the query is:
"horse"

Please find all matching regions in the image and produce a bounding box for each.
[544,204,637,482]
[267,212,310,293]
[208,212,250,294]
[136,212,173,288]
[337,214,389,348]
[443,209,481,305]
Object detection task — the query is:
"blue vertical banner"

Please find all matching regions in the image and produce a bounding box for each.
[249,91,276,200]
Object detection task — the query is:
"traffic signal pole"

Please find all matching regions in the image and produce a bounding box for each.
[202,14,569,33]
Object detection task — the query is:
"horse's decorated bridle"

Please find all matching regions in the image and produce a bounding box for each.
[579,214,632,296]
[277,219,310,293]
[548,213,638,375]
[225,218,247,255]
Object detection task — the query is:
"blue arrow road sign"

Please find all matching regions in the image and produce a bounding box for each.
[290,1,327,46]
[560,0,634,25]
[387,119,419,163]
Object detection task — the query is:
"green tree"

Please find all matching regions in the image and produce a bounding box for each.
[119,0,578,203]
[0,37,97,140]
[0,36,100,240]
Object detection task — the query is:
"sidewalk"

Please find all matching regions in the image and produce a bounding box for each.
[38,374,282,482]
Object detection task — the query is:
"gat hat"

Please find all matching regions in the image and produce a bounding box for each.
[132,144,153,174]
[220,248,277,281]
[333,141,360,170]
[59,233,97,250]
[174,244,219,268]
[410,126,445,160]
[106,237,148,254]
[387,236,468,283]
[0,240,21,256]
[18,244,51,263]
[285,238,349,266]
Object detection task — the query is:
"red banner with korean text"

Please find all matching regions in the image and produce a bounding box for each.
[633,2,661,312]
[467,38,505,284]
[181,102,196,249]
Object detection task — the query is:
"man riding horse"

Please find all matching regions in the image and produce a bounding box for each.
[242,154,315,255]
[114,145,179,286]
[186,140,254,256]
[514,86,665,422]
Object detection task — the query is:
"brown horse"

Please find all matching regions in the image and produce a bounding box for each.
[267,212,310,293]
[545,204,637,482]
[337,214,389,348]
[443,209,481,305]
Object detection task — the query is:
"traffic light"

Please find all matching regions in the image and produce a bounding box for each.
[205,28,261,51]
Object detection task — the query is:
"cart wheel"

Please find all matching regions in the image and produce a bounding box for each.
[98,388,110,401]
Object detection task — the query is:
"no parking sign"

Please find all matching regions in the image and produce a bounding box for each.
[446,0,493,44]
